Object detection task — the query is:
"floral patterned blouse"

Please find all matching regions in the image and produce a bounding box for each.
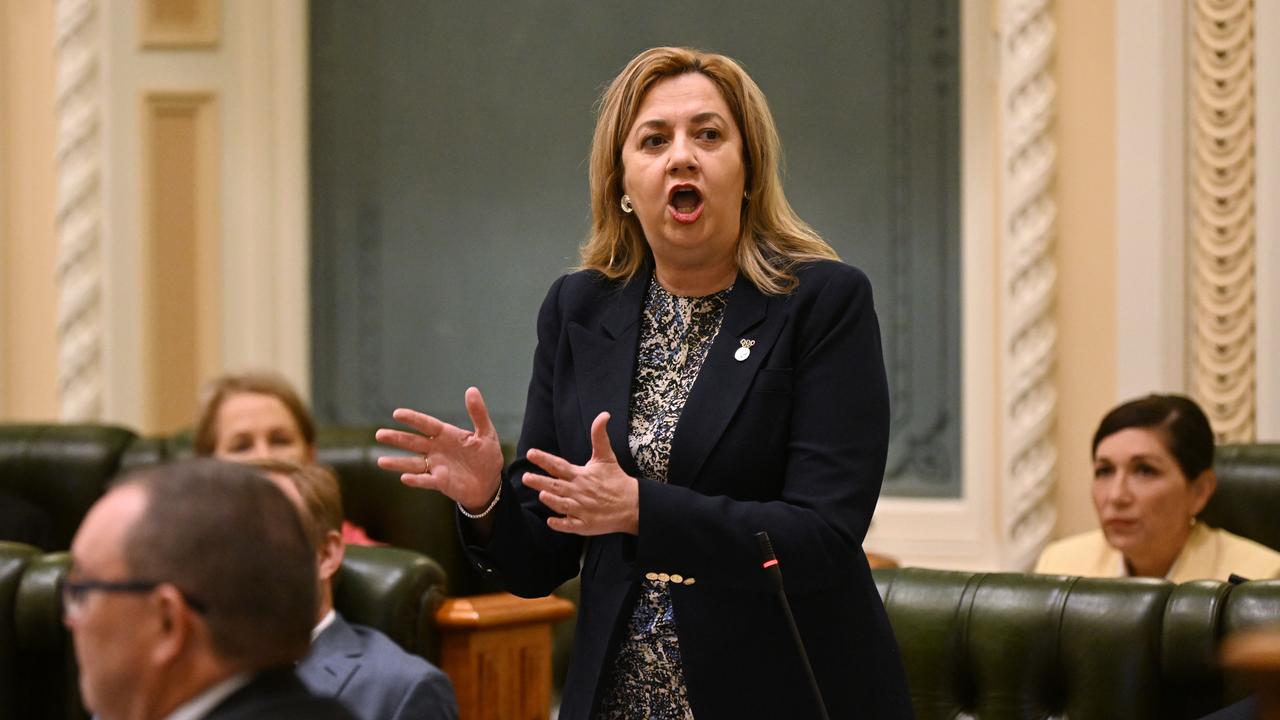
[596,277,731,719]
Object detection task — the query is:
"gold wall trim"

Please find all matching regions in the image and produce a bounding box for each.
[1190,0,1256,441]
[138,0,218,49]
[141,91,219,432]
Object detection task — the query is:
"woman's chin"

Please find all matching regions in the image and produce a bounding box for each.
[1102,528,1144,554]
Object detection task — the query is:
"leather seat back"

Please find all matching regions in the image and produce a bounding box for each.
[0,542,41,720]
[335,544,448,662]
[13,552,83,720]
[873,567,1280,719]
[0,425,137,551]
[1201,443,1280,552]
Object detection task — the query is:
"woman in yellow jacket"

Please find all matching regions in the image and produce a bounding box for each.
[1036,394,1280,582]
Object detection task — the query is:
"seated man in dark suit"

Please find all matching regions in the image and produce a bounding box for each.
[63,459,354,720]
[257,460,458,720]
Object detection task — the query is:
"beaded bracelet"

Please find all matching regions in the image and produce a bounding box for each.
[458,481,502,520]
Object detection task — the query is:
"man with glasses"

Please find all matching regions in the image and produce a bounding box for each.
[63,459,354,720]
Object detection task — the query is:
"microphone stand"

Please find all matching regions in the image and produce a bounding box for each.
[756,531,831,720]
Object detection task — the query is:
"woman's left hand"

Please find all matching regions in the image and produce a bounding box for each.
[523,411,639,536]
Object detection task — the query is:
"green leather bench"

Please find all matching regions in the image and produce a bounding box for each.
[0,424,501,598]
[874,567,1280,719]
[3,426,1277,717]
[6,425,1276,561]
[0,540,445,720]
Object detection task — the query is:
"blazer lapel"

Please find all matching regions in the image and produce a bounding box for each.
[296,613,363,698]
[567,266,649,478]
[665,274,779,489]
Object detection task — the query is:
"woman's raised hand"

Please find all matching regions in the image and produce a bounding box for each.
[375,387,505,513]
[522,411,640,536]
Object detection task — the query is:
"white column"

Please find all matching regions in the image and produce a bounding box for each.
[998,0,1059,570]
[1256,0,1280,439]
[1114,1,1186,400]
[1188,0,1258,441]
[54,0,105,421]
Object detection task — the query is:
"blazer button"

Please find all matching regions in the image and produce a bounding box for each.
[670,574,683,584]
[645,572,659,581]
[657,573,670,582]
[682,577,696,586]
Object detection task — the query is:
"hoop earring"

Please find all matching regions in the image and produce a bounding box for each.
[743,190,751,200]
[620,195,634,214]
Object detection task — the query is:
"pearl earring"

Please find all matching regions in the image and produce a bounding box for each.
[620,195,634,213]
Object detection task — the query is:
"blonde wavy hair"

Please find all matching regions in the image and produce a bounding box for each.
[581,47,838,295]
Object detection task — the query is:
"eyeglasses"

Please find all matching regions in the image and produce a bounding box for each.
[58,575,208,618]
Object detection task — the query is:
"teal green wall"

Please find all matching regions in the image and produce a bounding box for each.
[310,0,961,497]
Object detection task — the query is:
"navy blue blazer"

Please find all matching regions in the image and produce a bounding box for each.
[296,613,458,720]
[466,260,912,719]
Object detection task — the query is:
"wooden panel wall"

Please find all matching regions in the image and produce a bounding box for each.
[142,92,219,432]
[139,0,218,48]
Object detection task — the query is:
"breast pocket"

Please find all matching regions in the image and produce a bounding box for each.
[750,367,793,394]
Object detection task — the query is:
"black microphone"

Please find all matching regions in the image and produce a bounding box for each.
[756,531,830,720]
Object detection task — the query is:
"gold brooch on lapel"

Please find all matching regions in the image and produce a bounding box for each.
[735,339,756,362]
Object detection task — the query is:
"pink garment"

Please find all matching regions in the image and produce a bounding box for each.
[341,519,385,547]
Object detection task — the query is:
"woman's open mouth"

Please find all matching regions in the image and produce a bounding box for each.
[667,185,704,224]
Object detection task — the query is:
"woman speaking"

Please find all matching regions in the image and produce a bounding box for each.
[377,47,912,719]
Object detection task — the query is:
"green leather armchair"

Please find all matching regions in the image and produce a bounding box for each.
[0,541,42,720]
[6,422,1278,560]
[336,544,448,661]
[0,425,138,551]
[1200,443,1280,552]
[11,548,82,720]
[874,567,1280,719]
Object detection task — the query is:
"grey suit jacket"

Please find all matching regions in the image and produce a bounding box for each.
[296,613,458,720]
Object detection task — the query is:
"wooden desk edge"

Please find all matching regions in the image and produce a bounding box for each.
[436,591,575,630]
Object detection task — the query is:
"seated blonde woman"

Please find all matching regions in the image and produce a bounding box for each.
[195,371,380,546]
[1036,394,1280,582]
